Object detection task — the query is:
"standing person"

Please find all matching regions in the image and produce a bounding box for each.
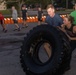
[12,6,20,31]
[21,5,28,28]
[45,4,63,26]
[37,7,43,25]
[0,12,7,32]
[70,3,76,25]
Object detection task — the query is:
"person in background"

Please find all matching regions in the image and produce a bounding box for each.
[70,3,76,25]
[45,4,63,26]
[21,5,28,28]
[0,12,7,33]
[12,6,20,31]
[37,7,43,25]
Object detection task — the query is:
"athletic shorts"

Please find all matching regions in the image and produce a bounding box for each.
[13,19,18,24]
[0,20,3,24]
[38,17,42,21]
[22,17,27,21]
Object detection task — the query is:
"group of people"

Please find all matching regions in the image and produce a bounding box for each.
[0,3,76,72]
[0,5,44,33]
[0,5,28,33]
[44,3,76,72]
[0,4,76,35]
[45,4,76,36]
[11,5,28,31]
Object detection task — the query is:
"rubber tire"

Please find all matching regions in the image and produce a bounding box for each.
[55,28,72,74]
[20,24,71,75]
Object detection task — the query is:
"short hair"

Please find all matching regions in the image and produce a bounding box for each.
[65,15,74,24]
[46,4,55,10]
[12,6,15,8]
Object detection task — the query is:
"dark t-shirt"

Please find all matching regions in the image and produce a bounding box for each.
[22,9,27,17]
[65,24,73,32]
[65,24,76,37]
[45,14,63,26]
[0,14,4,20]
[38,10,43,19]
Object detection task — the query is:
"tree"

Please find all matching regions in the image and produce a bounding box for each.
[40,0,51,8]
[24,0,51,8]
[1,0,75,9]
[0,0,25,15]
[53,0,75,9]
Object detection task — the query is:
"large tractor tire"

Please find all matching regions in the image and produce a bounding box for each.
[20,25,71,75]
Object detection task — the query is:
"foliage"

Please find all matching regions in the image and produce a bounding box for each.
[0,10,11,15]
[0,0,76,9]
[25,0,51,8]
[0,0,24,9]
[0,0,52,9]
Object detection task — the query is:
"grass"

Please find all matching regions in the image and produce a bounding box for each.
[0,10,11,15]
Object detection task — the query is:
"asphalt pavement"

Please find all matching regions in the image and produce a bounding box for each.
[0,22,76,75]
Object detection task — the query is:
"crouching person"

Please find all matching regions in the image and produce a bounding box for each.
[60,15,76,71]
[61,15,76,37]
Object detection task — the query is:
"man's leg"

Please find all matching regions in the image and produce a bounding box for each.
[22,17,28,28]
[13,19,20,31]
[1,20,7,32]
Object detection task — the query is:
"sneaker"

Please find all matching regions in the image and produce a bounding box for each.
[3,29,5,31]
[22,26,26,28]
[4,30,7,33]
[18,27,21,31]
[25,25,28,28]
[13,29,18,31]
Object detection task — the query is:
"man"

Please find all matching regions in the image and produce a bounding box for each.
[45,4,63,26]
[37,7,43,25]
[45,4,71,72]
[12,6,20,31]
[0,12,7,32]
[70,3,76,25]
[21,5,28,28]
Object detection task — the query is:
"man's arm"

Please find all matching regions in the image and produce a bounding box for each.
[45,16,52,25]
[58,16,63,26]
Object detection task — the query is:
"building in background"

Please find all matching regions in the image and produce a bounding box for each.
[0,1,6,10]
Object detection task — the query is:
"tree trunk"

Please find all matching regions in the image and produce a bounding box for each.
[18,0,24,16]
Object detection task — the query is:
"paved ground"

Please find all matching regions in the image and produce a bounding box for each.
[0,22,76,75]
